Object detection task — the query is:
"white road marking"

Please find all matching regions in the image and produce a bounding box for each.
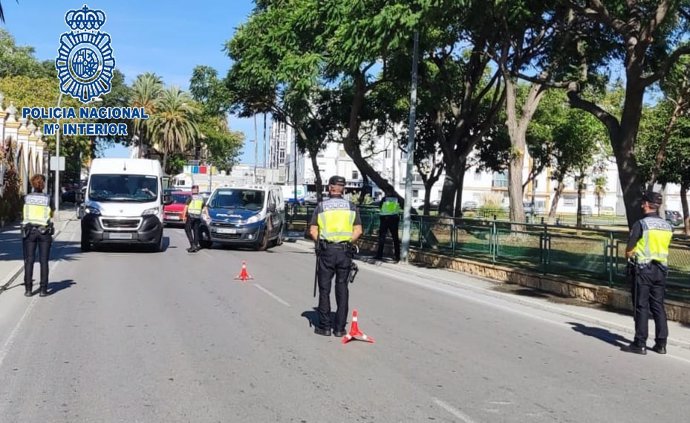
[254,283,290,307]
[0,298,36,370]
[433,398,479,423]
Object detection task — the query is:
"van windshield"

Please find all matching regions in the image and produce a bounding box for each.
[210,189,264,211]
[89,174,159,202]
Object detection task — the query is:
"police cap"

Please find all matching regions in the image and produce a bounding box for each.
[642,191,663,205]
[328,175,346,186]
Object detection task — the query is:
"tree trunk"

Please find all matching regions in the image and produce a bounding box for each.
[438,159,465,217]
[682,184,689,237]
[162,150,168,175]
[307,146,323,203]
[422,183,433,216]
[576,172,584,228]
[508,152,525,226]
[548,178,565,220]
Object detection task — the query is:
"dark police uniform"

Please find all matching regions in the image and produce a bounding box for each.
[374,195,402,262]
[185,193,204,252]
[624,191,673,354]
[310,176,362,336]
[22,192,54,297]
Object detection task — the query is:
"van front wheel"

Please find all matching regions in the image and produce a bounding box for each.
[255,230,269,251]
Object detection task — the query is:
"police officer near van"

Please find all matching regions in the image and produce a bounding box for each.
[374,189,402,262]
[185,185,204,253]
[22,174,54,297]
[309,175,363,337]
[623,191,673,355]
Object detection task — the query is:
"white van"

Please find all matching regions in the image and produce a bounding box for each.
[80,158,171,252]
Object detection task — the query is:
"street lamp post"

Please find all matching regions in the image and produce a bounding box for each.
[400,30,420,263]
[54,92,64,221]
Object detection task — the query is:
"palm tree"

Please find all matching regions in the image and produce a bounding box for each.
[130,73,163,157]
[148,86,200,173]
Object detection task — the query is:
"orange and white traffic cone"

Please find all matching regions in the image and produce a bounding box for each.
[341,309,374,344]
[234,261,254,282]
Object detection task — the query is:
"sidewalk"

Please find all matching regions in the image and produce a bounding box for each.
[0,209,77,290]
[294,239,690,351]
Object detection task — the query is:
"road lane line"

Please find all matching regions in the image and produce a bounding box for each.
[433,398,479,423]
[254,283,290,307]
[0,297,37,370]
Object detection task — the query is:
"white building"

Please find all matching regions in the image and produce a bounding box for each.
[267,116,685,216]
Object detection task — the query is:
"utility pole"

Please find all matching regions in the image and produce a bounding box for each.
[253,113,258,184]
[263,113,267,184]
[400,30,420,263]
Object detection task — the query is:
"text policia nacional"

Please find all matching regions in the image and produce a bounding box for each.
[22,107,149,137]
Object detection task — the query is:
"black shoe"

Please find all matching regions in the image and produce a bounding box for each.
[622,343,647,355]
[314,327,331,337]
[24,290,33,297]
[333,330,346,337]
[39,287,49,297]
[187,247,197,253]
[193,246,201,252]
[651,344,667,354]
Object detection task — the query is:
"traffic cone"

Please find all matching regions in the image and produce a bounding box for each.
[341,309,375,344]
[234,261,253,282]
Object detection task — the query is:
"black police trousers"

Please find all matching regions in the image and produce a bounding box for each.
[185,216,201,248]
[317,243,352,332]
[23,228,52,291]
[376,215,400,261]
[632,262,668,346]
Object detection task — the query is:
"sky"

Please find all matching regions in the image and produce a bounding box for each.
[1,0,269,164]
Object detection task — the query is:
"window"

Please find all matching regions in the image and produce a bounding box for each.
[412,189,419,198]
[563,195,576,206]
[352,170,359,179]
[492,172,508,188]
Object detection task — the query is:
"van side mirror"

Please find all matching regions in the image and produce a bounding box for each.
[75,191,84,204]
[162,194,173,206]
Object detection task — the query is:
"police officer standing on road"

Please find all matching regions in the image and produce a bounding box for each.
[22,174,54,297]
[185,185,204,253]
[374,189,402,262]
[309,175,363,337]
[623,191,673,355]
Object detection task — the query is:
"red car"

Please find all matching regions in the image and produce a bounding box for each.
[163,191,192,226]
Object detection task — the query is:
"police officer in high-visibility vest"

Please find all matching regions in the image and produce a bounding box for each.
[374,189,402,262]
[22,174,54,297]
[309,175,363,337]
[623,191,673,355]
[185,185,204,253]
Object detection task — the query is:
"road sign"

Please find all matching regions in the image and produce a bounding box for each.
[50,156,65,171]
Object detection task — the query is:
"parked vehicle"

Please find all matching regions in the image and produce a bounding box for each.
[163,191,192,226]
[199,185,285,250]
[461,201,478,212]
[80,158,172,252]
[665,210,682,226]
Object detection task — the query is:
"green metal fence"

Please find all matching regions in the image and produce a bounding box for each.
[284,207,690,301]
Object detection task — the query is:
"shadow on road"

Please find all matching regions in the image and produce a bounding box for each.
[301,308,336,329]
[567,322,631,348]
[47,279,76,296]
[91,237,171,253]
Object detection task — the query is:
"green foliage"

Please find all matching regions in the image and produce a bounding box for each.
[0,141,22,222]
[0,29,54,79]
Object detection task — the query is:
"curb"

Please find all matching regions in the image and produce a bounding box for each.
[0,218,73,294]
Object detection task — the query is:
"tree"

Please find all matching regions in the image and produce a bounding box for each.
[0,28,53,79]
[130,73,163,157]
[559,0,690,227]
[148,86,200,173]
[648,53,690,187]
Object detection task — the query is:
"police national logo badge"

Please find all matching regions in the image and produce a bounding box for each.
[55,5,115,103]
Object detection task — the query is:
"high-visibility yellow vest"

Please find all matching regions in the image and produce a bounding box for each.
[380,197,401,216]
[22,193,51,226]
[317,198,356,243]
[187,195,204,216]
[634,216,673,266]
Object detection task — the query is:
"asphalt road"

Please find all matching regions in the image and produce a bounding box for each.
[1,221,690,423]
